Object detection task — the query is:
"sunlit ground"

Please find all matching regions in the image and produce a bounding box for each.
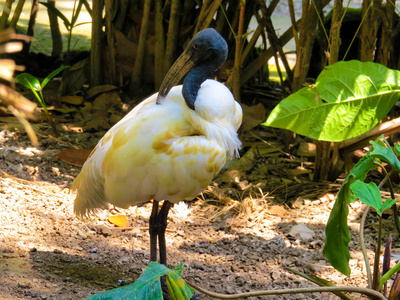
[0,0,92,55]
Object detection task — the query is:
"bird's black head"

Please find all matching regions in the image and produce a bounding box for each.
[184,28,228,72]
[157,28,228,109]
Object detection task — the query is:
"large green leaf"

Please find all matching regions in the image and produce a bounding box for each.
[87,262,193,300]
[323,176,353,276]
[263,60,400,142]
[323,155,375,276]
[87,262,167,300]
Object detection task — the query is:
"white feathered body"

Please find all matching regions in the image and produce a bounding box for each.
[71,80,242,216]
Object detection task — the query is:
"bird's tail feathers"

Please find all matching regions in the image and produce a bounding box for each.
[71,167,107,218]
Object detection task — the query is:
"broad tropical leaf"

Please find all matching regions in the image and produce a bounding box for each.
[264,61,400,142]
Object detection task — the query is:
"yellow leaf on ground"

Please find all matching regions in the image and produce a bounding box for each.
[108,215,128,227]
[60,96,84,105]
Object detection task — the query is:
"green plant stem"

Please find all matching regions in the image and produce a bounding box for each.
[385,170,400,233]
[374,161,400,233]
[360,162,393,289]
[372,215,383,290]
[370,162,394,290]
[38,91,48,113]
[360,205,373,288]
[380,260,400,289]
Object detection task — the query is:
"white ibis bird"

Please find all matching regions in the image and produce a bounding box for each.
[71,28,242,266]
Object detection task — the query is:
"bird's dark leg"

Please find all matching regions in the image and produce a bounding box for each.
[158,200,172,266]
[149,200,160,262]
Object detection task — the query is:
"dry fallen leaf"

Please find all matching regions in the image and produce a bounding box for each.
[55,149,93,166]
[241,103,267,132]
[108,215,128,227]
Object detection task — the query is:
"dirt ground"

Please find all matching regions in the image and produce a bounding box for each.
[0,122,397,300]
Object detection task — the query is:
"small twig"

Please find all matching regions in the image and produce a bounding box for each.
[185,280,387,299]
[360,205,372,288]
[35,132,79,149]
[249,131,291,158]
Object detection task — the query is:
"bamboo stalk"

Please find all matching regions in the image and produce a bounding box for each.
[258,0,293,83]
[292,0,322,92]
[198,0,222,32]
[154,0,165,90]
[90,0,104,87]
[9,0,26,28]
[231,0,245,102]
[215,0,227,34]
[0,0,13,30]
[324,0,345,181]
[237,0,332,87]
[377,0,395,67]
[105,0,116,85]
[129,0,152,95]
[194,0,213,34]
[46,0,62,58]
[328,0,343,65]
[232,20,299,87]
[114,0,130,31]
[22,0,39,54]
[241,0,279,66]
[82,0,92,17]
[163,0,180,75]
[287,0,300,49]
[360,0,382,62]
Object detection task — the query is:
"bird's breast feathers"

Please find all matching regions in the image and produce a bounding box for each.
[72,80,242,215]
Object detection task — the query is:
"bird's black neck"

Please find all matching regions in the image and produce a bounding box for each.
[182,56,225,110]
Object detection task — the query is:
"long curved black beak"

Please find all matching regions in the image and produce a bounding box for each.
[156,47,196,104]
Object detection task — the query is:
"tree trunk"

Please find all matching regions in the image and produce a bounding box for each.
[90,0,104,87]
[129,0,152,95]
[0,0,14,30]
[292,0,322,92]
[360,0,382,62]
[9,0,26,29]
[23,0,40,54]
[47,0,63,58]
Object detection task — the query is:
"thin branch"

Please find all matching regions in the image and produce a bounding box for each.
[129,0,152,94]
[185,280,387,299]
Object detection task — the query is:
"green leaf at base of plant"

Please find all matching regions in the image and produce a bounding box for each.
[369,136,400,172]
[166,263,194,300]
[323,176,353,276]
[350,180,397,215]
[41,65,70,90]
[87,262,193,300]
